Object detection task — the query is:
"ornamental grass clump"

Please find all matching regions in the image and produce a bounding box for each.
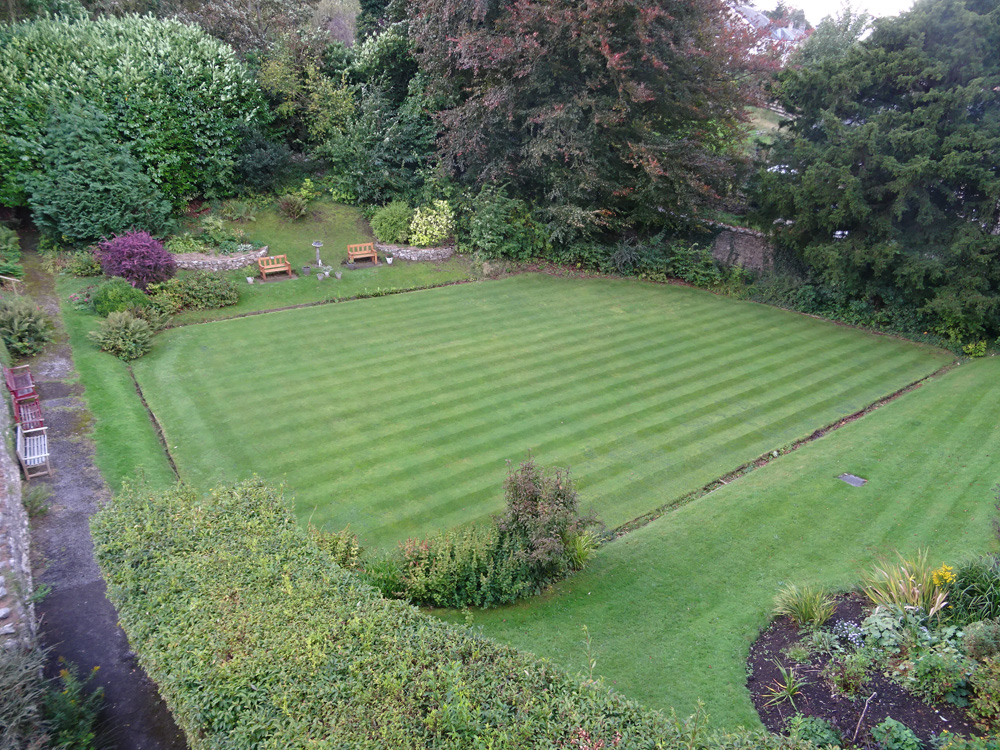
[773,584,836,628]
[97,232,176,290]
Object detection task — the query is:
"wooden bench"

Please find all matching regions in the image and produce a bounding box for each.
[12,394,44,430]
[347,242,378,264]
[258,254,293,280]
[16,424,51,479]
[4,364,36,401]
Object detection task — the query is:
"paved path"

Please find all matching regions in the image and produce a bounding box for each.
[21,237,186,750]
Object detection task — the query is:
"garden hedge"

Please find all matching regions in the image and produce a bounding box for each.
[93,478,810,749]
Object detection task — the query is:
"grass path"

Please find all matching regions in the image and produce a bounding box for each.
[132,273,950,547]
[453,357,1000,729]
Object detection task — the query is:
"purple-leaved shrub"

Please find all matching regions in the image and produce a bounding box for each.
[97,232,176,290]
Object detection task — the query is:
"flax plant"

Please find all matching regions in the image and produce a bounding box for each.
[862,549,948,619]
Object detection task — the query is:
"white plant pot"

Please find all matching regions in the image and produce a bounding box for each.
[246,277,254,284]
[386,257,394,264]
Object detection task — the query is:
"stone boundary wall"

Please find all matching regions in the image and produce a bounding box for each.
[0,401,36,650]
[709,225,774,273]
[175,245,269,272]
[375,243,454,262]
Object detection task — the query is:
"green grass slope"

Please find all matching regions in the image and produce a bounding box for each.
[132,274,950,547]
[458,357,1000,729]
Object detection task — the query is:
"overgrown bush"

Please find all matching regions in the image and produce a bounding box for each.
[408,199,454,247]
[465,184,546,260]
[0,15,267,208]
[148,273,239,311]
[97,232,176,290]
[906,648,973,705]
[233,129,291,194]
[93,277,150,317]
[27,104,173,244]
[786,714,842,748]
[309,526,363,570]
[0,295,52,356]
[277,194,309,220]
[92,477,817,750]
[369,200,413,244]
[89,311,153,360]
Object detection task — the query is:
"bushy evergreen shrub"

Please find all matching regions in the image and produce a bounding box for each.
[466,184,546,260]
[149,273,239,311]
[0,296,52,356]
[369,201,413,244]
[0,15,267,208]
[0,225,23,278]
[233,129,291,194]
[27,104,173,245]
[97,232,176,290]
[93,278,150,317]
[88,311,153,360]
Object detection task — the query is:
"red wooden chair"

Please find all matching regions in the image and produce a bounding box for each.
[12,394,44,430]
[4,364,36,401]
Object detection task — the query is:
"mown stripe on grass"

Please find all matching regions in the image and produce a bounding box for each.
[132,274,951,547]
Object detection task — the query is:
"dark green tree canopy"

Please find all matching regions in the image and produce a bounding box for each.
[755,0,1000,341]
[410,0,748,244]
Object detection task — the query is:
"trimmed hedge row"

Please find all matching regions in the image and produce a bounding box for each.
[92,479,806,749]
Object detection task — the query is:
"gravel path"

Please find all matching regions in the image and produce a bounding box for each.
[20,235,186,750]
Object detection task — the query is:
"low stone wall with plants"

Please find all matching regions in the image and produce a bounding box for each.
[93,477,811,750]
[375,243,454,262]
[174,245,269,272]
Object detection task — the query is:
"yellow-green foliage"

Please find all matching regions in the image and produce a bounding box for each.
[773,584,836,627]
[92,478,820,750]
[408,200,455,248]
[862,549,948,617]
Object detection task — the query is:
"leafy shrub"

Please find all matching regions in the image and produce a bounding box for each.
[863,607,907,653]
[93,278,150,317]
[0,15,267,208]
[89,311,153,360]
[971,656,1000,731]
[97,232,176,290]
[821,650,870,698]
[0,224,23,278]
[219,200,256,223]
[465,184,546,260]
[773,584,836,628]
[871,718,921,750]
[965,619,1000,661]
[92,478,816,750]
[0,295,52,356]
[950,555,1000,625]
[233,130,291,194]
[369,200,413,244]
[27,104,173,244]
[44,660,104,750]
[149,273,239,311]
[786,714,841,748]
[907,648,973,705]
[147,289,183,316]
[165,233,211,255]
[65,251,103,277]
[862,549,948,618]
[964,340,988,358]
[310,526,363,570]
[129,304,171,332]
[408,199,454,247]
[277,194,309,220]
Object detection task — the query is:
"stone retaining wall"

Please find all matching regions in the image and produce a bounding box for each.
[374,243,455,262]
[0,401,35,650]
[710,227,774,273]
[175,245,269,272]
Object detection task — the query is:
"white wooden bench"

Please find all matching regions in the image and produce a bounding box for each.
[16,425,51,479]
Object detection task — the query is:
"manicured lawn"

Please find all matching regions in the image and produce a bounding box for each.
[131,273,951,548]
[172,200,472,324]
[454,357,1000,728]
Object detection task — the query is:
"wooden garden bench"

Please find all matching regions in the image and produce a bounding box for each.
[4,364,36,401]
[16,424,51,479]
[258,254,293,280]
[12,394,44,430]
[347,243,378,264]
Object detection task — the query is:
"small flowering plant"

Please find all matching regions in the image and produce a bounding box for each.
[933,564,957,588]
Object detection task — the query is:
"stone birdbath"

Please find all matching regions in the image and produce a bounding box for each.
[312,240,324,267]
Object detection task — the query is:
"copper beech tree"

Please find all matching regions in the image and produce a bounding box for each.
[410,0,752,241]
